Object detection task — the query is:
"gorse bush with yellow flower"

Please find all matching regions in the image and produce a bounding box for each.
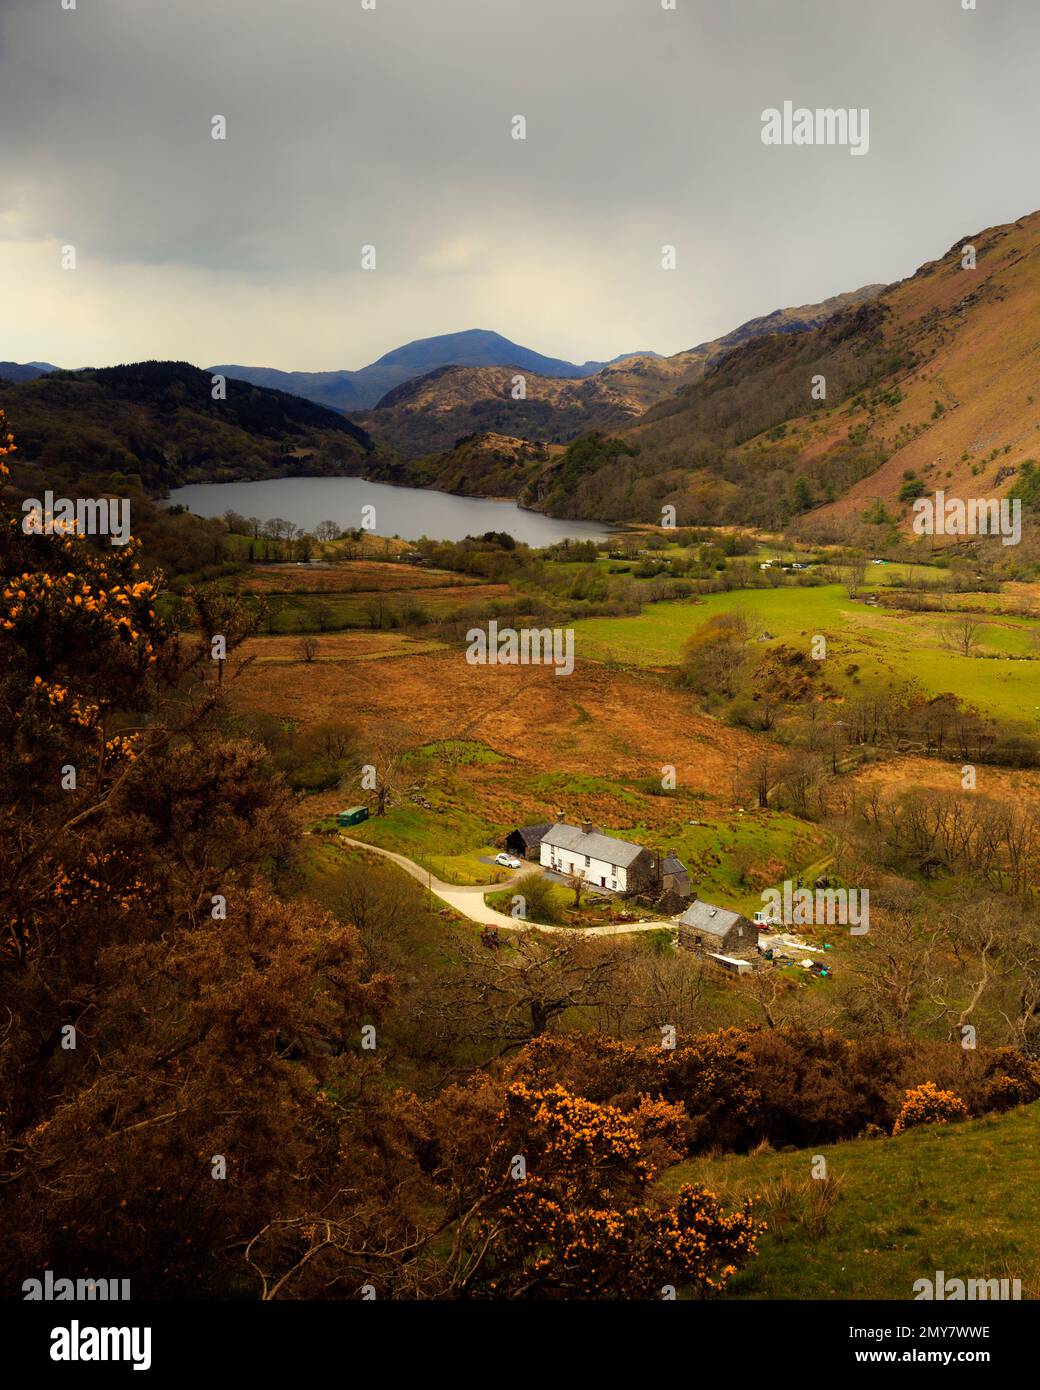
[892,1082,969,1135]
[480,1083,763,1298]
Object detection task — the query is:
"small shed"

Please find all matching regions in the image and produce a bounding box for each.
[708,953,752,977]
[338,806,370,827]
[505,823,551,860]
[677,900,756,957]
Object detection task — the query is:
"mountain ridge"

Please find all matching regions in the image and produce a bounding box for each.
[0,361,374,493]
[208,328,654,414]
[353,285,886,460]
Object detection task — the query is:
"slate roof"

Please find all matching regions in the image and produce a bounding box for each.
[541,822,647,868]
[513,823,550,847]
[678,900,745,938]
[662,854,688,876]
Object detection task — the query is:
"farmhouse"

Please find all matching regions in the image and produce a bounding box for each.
[677,900,756,958]
[539,815,659,894]
[504,823,551,861]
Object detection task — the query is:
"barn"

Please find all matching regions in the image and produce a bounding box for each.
[504,823,551,861]
[677,900,756,958]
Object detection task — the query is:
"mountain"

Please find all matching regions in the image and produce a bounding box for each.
[356,286,885,464]
[513,208,1040,529]
[0,360,374,493]
[356,362,649,457]
[208,329,651,414]
[0,361,60,384]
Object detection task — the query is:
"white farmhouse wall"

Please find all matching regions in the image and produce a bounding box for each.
[540,843,627,891]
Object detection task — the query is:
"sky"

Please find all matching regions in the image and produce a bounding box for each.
[1,0,1038,372]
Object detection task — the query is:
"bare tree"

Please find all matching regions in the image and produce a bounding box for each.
[845,562,867,599]
[298,636,318,663]
[365,721,411,816]
[841,909,948,1037]
[995,918,1040,1051]
[943,614,982,658]
[423,930,624,1052]
[563,869,585,908]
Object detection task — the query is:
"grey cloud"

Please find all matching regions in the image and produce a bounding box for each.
[1,0,1038,367]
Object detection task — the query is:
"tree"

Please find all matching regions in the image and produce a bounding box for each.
[680,611,749,697]
[845,561,867,598]
[511,868,562,925]
[0,414,407,1294]
[364,720,410,816]
[841,909,948,1038]
[943,614,982,657]
[563,868,585,908]
[425,931,625,1051]
[298,636,318,663]
[792,475,813,512]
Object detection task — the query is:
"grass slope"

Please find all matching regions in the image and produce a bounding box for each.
[572,584,1040,724]
[659,1102,1040,1300]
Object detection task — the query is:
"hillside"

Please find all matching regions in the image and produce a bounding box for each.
[209,328,651,414]
[356,287,885,467]
[592,284,885,406]
[526,209,1040,529]
[363,430,563,497]
[658,1102,1040,1300]
[807,211,1040,531]
[0,360,374,493]
[355,363,649,457]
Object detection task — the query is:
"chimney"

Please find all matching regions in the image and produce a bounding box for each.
[581,820,593,835]
[555,810,566,823]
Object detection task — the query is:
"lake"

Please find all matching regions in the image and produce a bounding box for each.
[165,476,612,545]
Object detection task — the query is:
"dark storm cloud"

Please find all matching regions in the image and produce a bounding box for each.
[1,0,1037,367]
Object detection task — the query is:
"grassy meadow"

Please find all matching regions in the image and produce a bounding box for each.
[658,1102,1040,1300]
[572,583,1040,724]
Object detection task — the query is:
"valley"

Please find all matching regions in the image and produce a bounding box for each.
[5,201,1040,1316]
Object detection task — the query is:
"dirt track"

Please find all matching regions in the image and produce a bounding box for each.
[339,836,677,937]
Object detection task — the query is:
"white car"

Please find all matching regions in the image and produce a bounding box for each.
[495,853,522,869]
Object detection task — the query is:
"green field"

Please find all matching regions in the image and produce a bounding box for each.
[659,1102,1040,1300]
[572,585,1040,724]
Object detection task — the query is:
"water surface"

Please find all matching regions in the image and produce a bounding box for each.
[166,476,612,545]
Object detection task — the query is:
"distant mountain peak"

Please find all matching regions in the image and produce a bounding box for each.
[208,329,651,413]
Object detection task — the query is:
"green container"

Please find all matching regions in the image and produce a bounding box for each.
[337,806,369,827]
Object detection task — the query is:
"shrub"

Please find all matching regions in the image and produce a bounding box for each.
[982,1048,1040,1112]
[892,1081,968,1135]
